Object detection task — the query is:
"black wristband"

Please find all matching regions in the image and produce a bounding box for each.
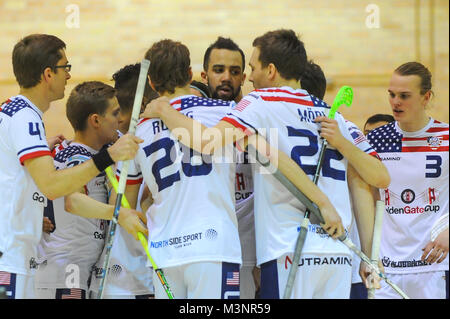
[92,148,114,172]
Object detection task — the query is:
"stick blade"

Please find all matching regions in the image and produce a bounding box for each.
[329,85,354,119]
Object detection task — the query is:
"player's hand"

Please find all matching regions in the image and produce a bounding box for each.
[47,134,66,151]
[139,96,171,119]
[107,133,143,162]
[42,216,55,233]
[318,202,344,239]
[359,260,383,289]
[118,207,148,241]
[252,266,261,294]
[314,116,346,149]
[421,228,449,264]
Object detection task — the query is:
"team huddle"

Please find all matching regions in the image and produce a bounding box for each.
[0,29,448,299]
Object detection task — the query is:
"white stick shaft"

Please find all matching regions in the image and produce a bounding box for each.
[128,59,150,135]
[98,59,150,299]
[368,200,384,299]
[116,59,150,194]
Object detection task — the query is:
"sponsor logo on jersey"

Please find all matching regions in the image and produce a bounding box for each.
[29,257,38,270]
[93,231,105,240]
[427,136,442,148]
[386,205,440,215]
[428,188,437,204]
[205,229,218,241]
[93,264,122,278]
[235,191,253,201]
[285,255,352,269]
[303,224,349,239]
[306,224,329,238]
[110,264,122,276]
[384,189,390,205]
[235,173,246,191]
[382,256,430,268]
[401,189,415,204]
[32,192,46,205]
[150,231,205,249]
[380,156,401,161]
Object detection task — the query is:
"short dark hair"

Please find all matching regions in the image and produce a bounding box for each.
[300,60,326,99]
[112,63,159,114]
[145,39,191,94]
[252,29,307,81]
[203,37,245,71]
[12,34,66,88]
[66,81,116,132]
[365,114,395,127]
[395,62,433,95]
[189,80,211,98]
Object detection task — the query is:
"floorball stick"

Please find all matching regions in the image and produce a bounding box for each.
[283,86,353,299]
[104,166,175,299]
[97,59,150,299]
[246,144,410,299]
[368,200,384,299]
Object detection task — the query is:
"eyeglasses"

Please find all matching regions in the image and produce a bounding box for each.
[54,64,72,72]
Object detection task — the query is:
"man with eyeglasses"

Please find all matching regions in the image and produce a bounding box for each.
[0,34,144,299]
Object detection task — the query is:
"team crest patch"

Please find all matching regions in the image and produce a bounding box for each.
[401,189,415,204]
[427,136,442,148]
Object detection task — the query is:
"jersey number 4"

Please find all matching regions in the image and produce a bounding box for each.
[29,122,42,140]
[143,137,212,192]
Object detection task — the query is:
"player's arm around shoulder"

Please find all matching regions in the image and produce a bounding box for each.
[23,133,142,200]
[24,154,98,200]
[347,165,374,257]
[246,134,344,239]
[314,116,390,189]
[141,96,247,154]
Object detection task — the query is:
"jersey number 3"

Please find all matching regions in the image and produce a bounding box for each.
[425,155,442,178]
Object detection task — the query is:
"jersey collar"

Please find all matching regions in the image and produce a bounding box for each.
[16,94,44,118]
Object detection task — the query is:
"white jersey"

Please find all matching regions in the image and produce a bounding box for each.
[89,130,154,296]
[34,143,107,291]
[127,95,241,268]
[89,183,154,296]
[223,87,354,265]
[0,95,51,275]
[367,119,449,274]
[235,152,256,267]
